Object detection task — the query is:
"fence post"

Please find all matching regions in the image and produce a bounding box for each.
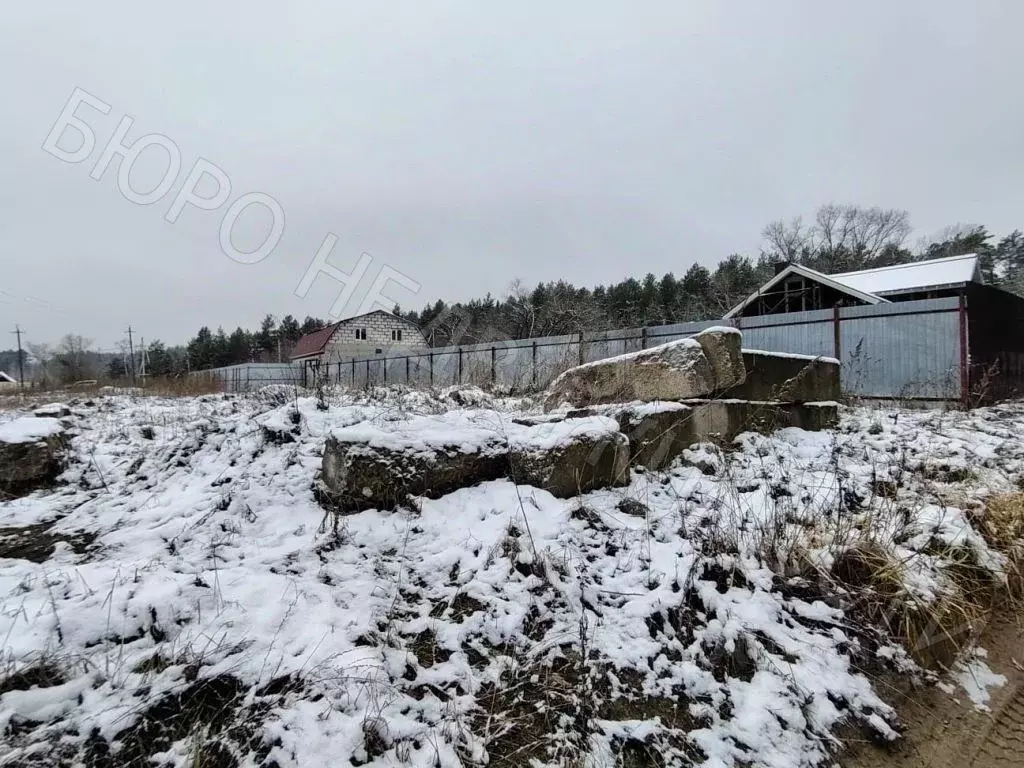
[578,333,584,365]
[491,346,496,385]
[383,357,387,384]
[832,305,841,361]
[366,359,370,386]
[458,348,463,384]
[959,292,970,408]
[406,356,410,384]
[641,327,648,349]
[351,359,355,387]
[429,351,434,386]
[532,341,537,389]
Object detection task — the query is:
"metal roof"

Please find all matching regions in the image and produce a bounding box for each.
[290,322,342,360]
[723,253,981,318]
[830,253,980,296]
[722,263,887,319]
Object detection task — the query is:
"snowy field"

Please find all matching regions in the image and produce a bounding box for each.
[1,387,1023,768]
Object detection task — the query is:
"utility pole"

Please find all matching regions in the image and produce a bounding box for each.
[126,326,136,386]
[11,325,25,390]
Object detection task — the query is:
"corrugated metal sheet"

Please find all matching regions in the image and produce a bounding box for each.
[839,298,960,399]
[198,298,964,400]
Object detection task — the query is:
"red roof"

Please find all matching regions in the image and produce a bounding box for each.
[290,322,341,360]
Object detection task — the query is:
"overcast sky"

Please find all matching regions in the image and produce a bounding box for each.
[2,2,1022,349]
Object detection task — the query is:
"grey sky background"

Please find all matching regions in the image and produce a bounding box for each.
[2,1,1022,349]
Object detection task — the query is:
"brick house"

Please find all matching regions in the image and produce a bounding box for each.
[290,310,428,364]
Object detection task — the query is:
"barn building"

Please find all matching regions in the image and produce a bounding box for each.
[290,310,428,365]
[724,253,1024,402]
[724,253,984,318]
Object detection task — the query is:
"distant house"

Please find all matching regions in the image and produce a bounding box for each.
[724,253,985,318]
[290,310,428,365]
[0,371,17,391]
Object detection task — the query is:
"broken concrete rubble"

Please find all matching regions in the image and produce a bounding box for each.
[318,332,842,512]
[695,326,746,391]
[319,412,628,512]
[610,400,838,471]
[723,351,840,403]
[0,417,66,498]
[543,326,744,411]
[510,428,629,497]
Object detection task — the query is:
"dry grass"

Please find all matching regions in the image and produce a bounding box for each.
[979,492,1024,598]
[828,542,987,669]
[0,377,223,409]
[139,376,224,396]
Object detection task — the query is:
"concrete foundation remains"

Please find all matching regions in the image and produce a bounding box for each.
[318,335,842,512]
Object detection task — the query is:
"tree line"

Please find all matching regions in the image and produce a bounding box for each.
[404,207,1023,347]
[3,205,1021,380]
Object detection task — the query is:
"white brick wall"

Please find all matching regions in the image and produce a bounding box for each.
[322,311,427,361]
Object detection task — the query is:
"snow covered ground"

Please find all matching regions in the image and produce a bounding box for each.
[1,387,1023,767]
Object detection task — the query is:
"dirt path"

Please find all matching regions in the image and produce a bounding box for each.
[841,617,1024,768]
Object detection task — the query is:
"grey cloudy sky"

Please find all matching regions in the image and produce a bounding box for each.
[2,1,1022,349]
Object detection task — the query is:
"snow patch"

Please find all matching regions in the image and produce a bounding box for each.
[0,416,63,444]
[952,649,1007,710]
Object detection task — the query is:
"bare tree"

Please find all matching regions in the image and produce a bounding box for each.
[55,334,94,383]
[505,278,538,339]
[26,343,53,386]
[763,204,911,272]
[762,217,816,264]
[815,204,911,264]
[422,305,472,347]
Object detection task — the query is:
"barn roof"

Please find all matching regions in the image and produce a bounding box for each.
[723,253,982,318]
[0,370,16,383]
[829,253,980,296]
[722,263,886,319]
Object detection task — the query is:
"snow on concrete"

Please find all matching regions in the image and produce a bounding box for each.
[325,408,621,455]
[557,336,704,375]
[0,416,62,444]
[742,348,841,365]
[0,390,1022,767]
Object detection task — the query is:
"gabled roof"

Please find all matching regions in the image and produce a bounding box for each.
[722,263,887,319]
[0,370,16,383]
[290,322,341,360]
[830,253,980,297]
[289,310,421,361]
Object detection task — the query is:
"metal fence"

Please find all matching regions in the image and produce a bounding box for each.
[191,363,304,393]
[197,297,966,402]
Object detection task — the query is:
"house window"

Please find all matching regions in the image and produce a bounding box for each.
[391,329,402,341]
[354,328,366,340]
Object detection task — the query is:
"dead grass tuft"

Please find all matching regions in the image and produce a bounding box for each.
[981,492,1024,598]
[0,661,66,696]
[828,543,983,669]
[136,377,226,397]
